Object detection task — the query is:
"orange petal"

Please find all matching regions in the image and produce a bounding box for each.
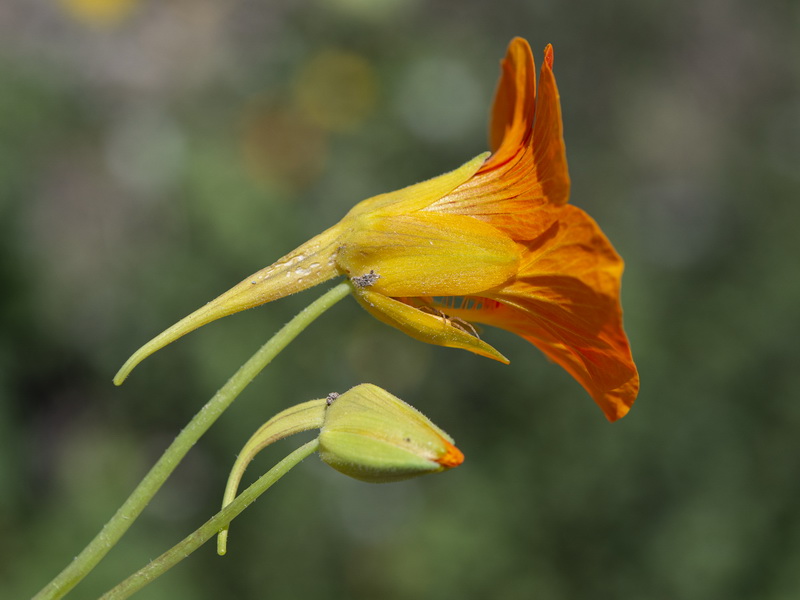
[436,439,465,468]
[520,321,638,421]
[495,301,638,421]
[488,37,536,160]
[337,212,520,297]
[530,44,570,207]
[429,43,570,240]
[428,185,561,241]
[505,206,636,419]
[441,205,638,420]
[351,288,509,363]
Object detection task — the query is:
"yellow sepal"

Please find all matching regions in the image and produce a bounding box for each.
[352,288,509,363]
[346,152,489,218]
[338,212,520,297]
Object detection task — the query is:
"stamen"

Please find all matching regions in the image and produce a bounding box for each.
[449,317,480,338]
[416,304,480,339]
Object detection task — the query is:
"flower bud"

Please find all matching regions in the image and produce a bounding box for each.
[318,384,464,483]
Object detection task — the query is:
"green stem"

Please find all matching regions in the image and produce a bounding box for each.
[33,283,351,600]
[100,439,320,600]
[217,398,328,556]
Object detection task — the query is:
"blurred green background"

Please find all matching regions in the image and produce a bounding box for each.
[2,0,799,598]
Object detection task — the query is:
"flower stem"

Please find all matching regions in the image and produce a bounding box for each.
[99,439,320,600]
[32,282,351,600]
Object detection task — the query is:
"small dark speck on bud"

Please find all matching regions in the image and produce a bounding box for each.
[352,270,379,288]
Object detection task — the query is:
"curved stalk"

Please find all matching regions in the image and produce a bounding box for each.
[32,283,351,600]
[100,440,320,600]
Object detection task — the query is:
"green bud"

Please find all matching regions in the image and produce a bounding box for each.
[318,383,464,483]
[217,384,463,554]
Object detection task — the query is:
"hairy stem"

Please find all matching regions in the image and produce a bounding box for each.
[32,283,351,600]
[100,439,320,600]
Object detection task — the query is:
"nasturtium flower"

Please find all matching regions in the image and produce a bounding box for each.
[115,37,639,421]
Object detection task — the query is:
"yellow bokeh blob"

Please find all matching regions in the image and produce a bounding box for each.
[240,99,329,191]
[293,50,378,133]
[58,0,138,26]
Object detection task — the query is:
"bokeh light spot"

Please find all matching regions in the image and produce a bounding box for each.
[58,0,138,27]
[324,0,421,20]
[105,108,186,197]
[293,50,378,133]
[396,56,482,143]
[240,98,329,191]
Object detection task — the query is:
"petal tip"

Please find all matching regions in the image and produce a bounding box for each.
[437,440,465,468]
[544,44,554,69]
